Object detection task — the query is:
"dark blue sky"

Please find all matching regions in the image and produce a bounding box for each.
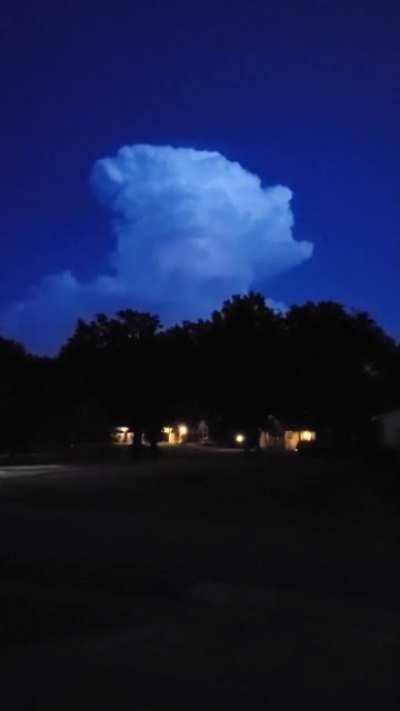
[1,0,399,351]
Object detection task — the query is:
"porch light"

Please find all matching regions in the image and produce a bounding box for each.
[235,433,245,444]
[300,430,314,442]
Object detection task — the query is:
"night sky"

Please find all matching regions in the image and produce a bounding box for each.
[1,0,399,353]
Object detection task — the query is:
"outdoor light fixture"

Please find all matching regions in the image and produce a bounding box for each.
[300,430,315,442]
[179,424,188,436]
[235,433,245,444]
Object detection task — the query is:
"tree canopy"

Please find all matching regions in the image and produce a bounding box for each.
[0,294,398,451]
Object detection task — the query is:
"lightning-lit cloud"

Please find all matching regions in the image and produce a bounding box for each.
[0,145,313,353]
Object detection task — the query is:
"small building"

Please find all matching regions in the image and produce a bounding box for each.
[373,410,400,451]
[197,419,209,444]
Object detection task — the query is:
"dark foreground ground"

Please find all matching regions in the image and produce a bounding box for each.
[1,447,400,710]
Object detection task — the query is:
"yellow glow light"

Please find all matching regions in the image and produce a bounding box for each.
[235,433,245,444]
[178,424,188,437]
[300,430,315,442]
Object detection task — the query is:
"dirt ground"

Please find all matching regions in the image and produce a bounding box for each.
[1,447,399,709]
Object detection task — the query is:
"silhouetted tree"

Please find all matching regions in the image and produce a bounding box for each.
[283,301,397,446]
[1,294,398,455]
[59,310,163,445]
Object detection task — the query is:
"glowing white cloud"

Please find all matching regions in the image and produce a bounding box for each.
[0,145,313,352]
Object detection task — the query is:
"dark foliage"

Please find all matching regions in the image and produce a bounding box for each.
[0,295,398,453]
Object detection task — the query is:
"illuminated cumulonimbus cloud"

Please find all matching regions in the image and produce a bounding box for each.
[0,145,313,353]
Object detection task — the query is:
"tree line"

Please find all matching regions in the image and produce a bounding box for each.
[0,292,399,453]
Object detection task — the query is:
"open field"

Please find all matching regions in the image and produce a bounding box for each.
[1,447,400,709]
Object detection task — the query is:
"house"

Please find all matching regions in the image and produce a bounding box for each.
[112,426,134,445]
[111,423,190,446]
[259,415,317,451]
[111,416,317,452]
[162,424,189,444]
